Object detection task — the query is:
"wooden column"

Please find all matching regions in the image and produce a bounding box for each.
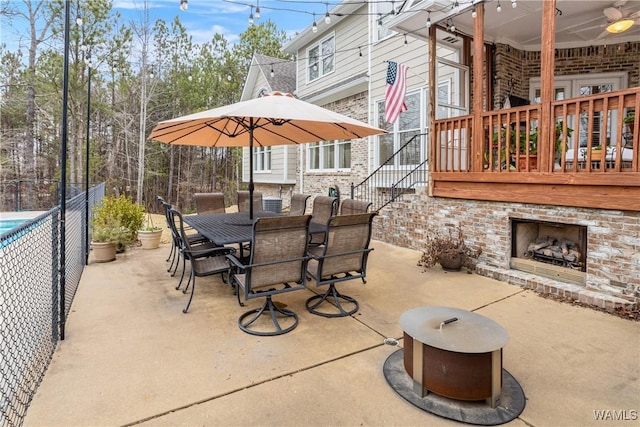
[428,24,436,190]
[539,0,556,172]
[472,3,485,171]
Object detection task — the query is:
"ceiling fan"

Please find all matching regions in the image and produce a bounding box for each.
[600,0,640,36]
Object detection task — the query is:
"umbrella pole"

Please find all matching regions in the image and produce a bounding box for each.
[249,121,254,221]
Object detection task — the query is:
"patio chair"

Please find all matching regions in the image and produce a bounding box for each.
[339,198,372,215]
[309,196,338,246]
[289,194,311,215]
[306,212,376,317]
[227,215,312,336]
[237,190,263,213]
[165,204,212,289]
[157,196,175,264]
[194,192,226,214]
[169,208,236,313]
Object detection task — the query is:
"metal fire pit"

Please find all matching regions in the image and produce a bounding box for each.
[399,306,509,408]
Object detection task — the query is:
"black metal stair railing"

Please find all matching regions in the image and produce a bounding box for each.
[351,133,429,211]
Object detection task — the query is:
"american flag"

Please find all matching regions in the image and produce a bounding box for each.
[384,61,408,124]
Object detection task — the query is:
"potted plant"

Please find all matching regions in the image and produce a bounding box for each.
[624,113,635,136]
[138,213,163,250]
[417,225,482,272]
[91,195,145,259]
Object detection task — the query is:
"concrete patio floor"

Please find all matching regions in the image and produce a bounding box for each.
[24,241,639,426]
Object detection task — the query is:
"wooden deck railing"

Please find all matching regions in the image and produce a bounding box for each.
[433,87,639,174]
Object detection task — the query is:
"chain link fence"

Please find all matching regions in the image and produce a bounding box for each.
[0,183,105,427]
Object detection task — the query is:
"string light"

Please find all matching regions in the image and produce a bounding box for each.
[312,12,317,33]
[511,0,517,8]
[449,19,456,32]
[497,1,502,12]
[249,6,254,25]
[76,17,83,26]
[359,46,363,57]
[471,7,477,18]
[255,0,260,19]
[179,0,188,12]
[404,34,408,44]
[270,66,274,77]
[426,12,431,29]
[324,2,330,24]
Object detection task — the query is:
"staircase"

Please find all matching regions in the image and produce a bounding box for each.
[350,133,428,211]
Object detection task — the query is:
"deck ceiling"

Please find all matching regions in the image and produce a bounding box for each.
[391,0,640,50]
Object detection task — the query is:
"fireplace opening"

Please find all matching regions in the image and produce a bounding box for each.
[511,219,587,273]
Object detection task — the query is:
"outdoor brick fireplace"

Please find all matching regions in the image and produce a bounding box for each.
[510,219,587,285]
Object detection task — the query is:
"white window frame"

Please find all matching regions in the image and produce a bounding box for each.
[253,146,271,172]
[306,140,351,172]
[374,1,402,42]
[374,88,427,168]
[306,33,335,83]
[530,72,627,148]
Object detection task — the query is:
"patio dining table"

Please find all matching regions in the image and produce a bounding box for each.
[183,211,326,246]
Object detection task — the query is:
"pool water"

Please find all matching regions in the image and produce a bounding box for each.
[0,219,28,235]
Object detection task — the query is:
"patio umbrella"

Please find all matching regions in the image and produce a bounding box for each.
[148,91,386,219]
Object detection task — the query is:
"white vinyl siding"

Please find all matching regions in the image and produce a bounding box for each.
[296,11,368,100]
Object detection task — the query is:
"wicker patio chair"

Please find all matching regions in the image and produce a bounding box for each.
[309,196,338,246]
[227,215,312,336]
[170,208,235,313]
[339,198,372,215]
[306,212,376,317]
[289,194,311,215]
[194,192,226,214]
[237,190,263,213]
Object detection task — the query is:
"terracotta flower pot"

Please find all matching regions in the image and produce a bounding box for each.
[91,241,116,263]
[138,229,162,250]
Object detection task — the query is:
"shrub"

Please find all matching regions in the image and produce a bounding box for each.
[91,195,145,248]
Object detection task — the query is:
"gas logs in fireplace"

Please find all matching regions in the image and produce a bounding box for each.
[526,237,584,270]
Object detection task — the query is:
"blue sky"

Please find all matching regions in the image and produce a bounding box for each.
[114,0,331,45]
[0,0,332,54]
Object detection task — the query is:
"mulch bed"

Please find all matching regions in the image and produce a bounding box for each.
[536,292,639,322]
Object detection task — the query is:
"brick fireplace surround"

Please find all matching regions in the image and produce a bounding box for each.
[374,191,639,310]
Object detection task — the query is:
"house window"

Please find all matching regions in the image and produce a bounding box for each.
[375,90,425,167]
[307,140,351,171]
[307,34,335,82]
[253,147,271,172]
[530,72,626,148]
[375,1,402,41]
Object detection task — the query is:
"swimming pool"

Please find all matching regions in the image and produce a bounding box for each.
[0,218,28,234]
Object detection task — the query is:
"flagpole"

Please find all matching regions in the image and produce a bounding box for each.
[383,60,427,83]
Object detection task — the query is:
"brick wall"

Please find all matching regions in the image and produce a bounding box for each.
[299,91,370,205]
[493,41,640,107]
[374,194,640,305]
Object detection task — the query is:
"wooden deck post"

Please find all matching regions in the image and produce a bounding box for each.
[472,3,485,172]
[539,0,556,172]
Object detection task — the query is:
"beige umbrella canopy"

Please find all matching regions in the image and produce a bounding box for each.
[148,91,386,218]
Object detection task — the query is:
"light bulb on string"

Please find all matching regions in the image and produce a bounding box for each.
[324,2,330,24]
[76,17,83,26]
[270,66,274,78]
[312,13,317,33]
[511,0,517,8]
[179,0,188,12]
[472,7,477,18]
[497,1,502,12]
[255,1,260,19]
[249,7,254,25]
[426,12,432,29]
